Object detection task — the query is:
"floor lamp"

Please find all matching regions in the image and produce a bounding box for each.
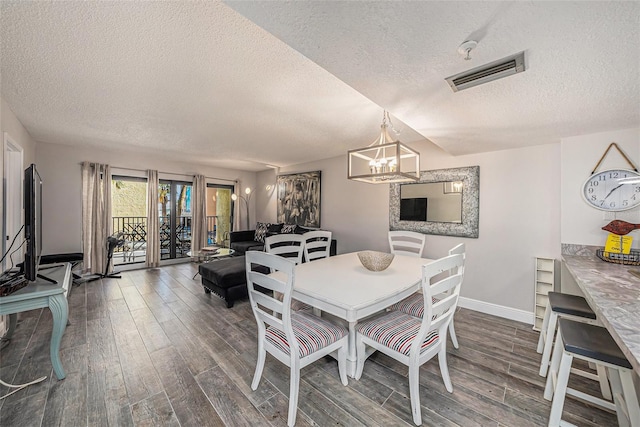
[232,187,252,230]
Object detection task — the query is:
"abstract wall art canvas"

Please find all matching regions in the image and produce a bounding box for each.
[276,171,321,228]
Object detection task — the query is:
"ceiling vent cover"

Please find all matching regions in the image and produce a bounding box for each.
[445,51,526,92]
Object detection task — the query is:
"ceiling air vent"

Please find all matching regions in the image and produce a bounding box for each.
[445,51,526,92]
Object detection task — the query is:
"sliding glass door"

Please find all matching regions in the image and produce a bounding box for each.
[159,180,192,260]
[112,175,148,265]
[112,176,233,264]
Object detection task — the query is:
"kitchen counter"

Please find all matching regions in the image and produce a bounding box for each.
[562,252,640,372]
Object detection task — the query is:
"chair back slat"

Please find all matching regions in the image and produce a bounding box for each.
[302,230,332,262]
[423,253,463,280]
[388,230,426,257]
[254,305,285,329]
[251,289,285,316]
[430,293,458,327]
[247,270,290,295]
[265,234,305,265]
[448,242,465,257]
[430,272,463,296]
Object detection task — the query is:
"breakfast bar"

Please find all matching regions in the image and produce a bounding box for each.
[562,252,640,372]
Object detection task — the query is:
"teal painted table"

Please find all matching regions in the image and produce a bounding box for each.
[0,263,71,380]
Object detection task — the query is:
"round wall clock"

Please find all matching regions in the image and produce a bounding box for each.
[582,169,640,211]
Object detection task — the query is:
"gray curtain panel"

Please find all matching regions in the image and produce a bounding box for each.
[146,170,160,268]
[81,162,112,274]
[191,175,207,252]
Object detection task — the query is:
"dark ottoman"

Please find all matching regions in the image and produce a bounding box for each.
[199,256,249,308]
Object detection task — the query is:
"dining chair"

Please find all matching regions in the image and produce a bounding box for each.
[302,230,332,316]
[388,230,426,257]
[387,243,465,349]
[246,251,348,427]
[302,230,332,262]
[444,243,464,348]
[265,233,308,311]
[355,253,464,426]
[264,234,305,265]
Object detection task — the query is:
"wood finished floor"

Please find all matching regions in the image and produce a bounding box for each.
[0,263,618,426]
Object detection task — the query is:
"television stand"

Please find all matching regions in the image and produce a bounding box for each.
[0,263,71,380]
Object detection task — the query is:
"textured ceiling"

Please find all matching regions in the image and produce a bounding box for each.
[1,2,639,172]
[227,1,640,156]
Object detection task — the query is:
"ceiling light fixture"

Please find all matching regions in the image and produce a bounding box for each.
[347,110,420,184]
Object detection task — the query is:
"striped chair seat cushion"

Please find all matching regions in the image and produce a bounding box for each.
[388,293,438,318]
[357,310,439,356]
[266,312,347,358]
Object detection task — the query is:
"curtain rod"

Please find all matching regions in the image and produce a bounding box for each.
[81,163,238,183]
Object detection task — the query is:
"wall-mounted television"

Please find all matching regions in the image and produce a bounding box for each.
[400,198,428,221]
[23,164,55,283]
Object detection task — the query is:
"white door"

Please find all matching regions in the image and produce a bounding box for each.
[3,133,24,270]
[2,133,24,335]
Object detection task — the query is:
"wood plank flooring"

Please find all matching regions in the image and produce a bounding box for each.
[0,263,618,426]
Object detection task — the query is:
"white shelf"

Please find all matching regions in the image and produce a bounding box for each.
[533,257,555,331]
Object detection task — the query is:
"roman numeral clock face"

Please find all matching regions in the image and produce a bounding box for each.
[582,169,640,211]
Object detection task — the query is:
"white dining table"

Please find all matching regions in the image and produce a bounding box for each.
[281,252,434,377]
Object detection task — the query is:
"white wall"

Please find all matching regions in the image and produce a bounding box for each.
[1,97,37,220]
[1,96,37,336]
[22,124,639,320]
[35,142,257,255]
[561,128,640,248]
[1,97,36,165]
[256,140,562,317]
[1,97,37,260]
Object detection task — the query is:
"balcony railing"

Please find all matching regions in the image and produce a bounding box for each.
[112,215,221,265]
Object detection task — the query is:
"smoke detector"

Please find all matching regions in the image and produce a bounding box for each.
[445,51,526,92]
[457,40,478,60]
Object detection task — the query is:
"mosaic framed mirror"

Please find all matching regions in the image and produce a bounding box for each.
[389,166,479,238]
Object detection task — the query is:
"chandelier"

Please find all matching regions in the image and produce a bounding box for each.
[347,111,420,184]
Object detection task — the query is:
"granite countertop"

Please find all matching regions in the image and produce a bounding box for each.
[562,252,640,372]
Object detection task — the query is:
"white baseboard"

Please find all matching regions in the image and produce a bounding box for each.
[459,296,534,325]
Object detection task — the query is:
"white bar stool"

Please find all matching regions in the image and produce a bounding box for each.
[538,292,596,375]
[544,319,640,427]
[536,292,611,400]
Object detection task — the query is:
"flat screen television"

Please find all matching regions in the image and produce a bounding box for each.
[400,198,428,221]
[23,164,52,283]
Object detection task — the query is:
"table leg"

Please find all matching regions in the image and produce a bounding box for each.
[347,321,357,378]
[3,314,18,341]
[48,294,69,380]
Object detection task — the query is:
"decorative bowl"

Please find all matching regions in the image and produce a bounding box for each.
[357,250,395,272]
